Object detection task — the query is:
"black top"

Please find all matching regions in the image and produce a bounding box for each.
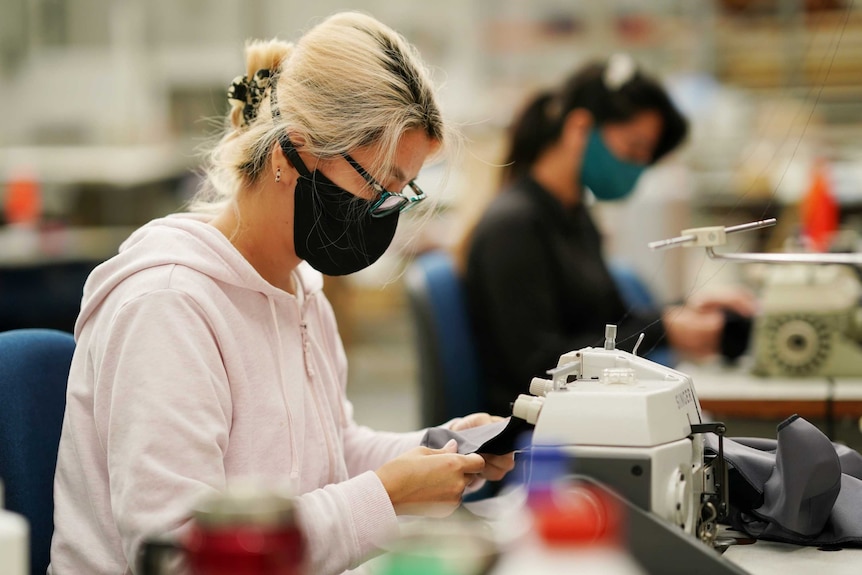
[464,175,666,415]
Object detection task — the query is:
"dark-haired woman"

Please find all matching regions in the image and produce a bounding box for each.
[464,56,756,416]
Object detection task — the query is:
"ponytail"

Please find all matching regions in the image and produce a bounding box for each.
[502,91,561,184]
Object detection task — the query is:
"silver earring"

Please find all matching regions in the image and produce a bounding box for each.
[275,168,281,183]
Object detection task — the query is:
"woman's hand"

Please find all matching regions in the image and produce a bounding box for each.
[663,286,758,360]
[375,440,485,517]
[449,412,516,482]
[662,304,724,359]
[688,286,758,317]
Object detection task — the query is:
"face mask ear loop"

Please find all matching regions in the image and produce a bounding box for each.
[279,135,313,178]
[269,71,313,180]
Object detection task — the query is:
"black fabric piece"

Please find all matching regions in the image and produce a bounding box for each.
[705,415,862,547]
[464,175,667,415]
[420,417,533,456]
[719,309,752,362]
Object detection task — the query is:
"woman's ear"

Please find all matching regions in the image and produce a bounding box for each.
[270,142,290,181]
[272,133,309,176]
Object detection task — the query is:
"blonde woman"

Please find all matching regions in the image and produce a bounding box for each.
[49,12,513,575]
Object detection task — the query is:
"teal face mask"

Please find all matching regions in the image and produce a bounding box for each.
[580,130,646,201]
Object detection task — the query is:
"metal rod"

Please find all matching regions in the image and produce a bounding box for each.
[649,218,777,251]
[705,246,862,266]
[723,218,777,234]
[647,234,696,251]
[604,324,618,350]
[632,332,646,356]
[649,218,861,266]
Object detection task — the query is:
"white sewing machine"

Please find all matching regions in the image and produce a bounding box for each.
[511,326,727,545]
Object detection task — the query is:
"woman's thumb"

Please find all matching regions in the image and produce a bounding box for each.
[442,438,458,453]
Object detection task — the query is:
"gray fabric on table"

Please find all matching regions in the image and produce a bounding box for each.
[706,415,862,547]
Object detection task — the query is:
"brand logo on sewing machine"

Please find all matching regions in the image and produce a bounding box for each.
[675,388,695,410]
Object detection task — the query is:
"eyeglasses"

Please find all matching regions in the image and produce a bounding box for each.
[342,153,426,218]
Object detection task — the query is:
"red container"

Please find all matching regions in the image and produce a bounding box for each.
[183,489,306,575]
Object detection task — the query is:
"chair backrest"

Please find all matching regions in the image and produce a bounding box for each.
[404,251,483,428]
[608,260,657,314]
[0,328,75,575]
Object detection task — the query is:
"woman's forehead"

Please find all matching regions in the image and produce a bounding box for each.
[353,129,439,182]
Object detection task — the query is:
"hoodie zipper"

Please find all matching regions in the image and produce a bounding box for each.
[298,321,314,378]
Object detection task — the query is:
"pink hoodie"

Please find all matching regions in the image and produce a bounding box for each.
[49,213,425,575]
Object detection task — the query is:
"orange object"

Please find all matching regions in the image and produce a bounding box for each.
[800,160,839,252]
[4,170,42,225]
[533,483,624,547]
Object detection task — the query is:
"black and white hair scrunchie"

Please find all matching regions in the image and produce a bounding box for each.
[227,68,272,127]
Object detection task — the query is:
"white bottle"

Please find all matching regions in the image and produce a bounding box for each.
[0,480,29,575]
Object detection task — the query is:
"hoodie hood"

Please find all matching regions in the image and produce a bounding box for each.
[76,213,324,337]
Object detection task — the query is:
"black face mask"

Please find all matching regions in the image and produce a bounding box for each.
[280,136,399,276]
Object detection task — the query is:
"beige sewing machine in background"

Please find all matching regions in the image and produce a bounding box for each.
[649,218,862,379]
[751,264,862,377]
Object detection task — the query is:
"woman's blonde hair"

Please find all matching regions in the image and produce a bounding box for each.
[190,11,452,213]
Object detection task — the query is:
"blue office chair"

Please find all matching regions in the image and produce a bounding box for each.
[0,328,75,575]
[404,251,483,428]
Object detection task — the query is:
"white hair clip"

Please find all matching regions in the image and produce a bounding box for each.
[603,53,637,91]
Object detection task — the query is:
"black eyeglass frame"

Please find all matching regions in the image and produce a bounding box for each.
[341,153,426,218]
